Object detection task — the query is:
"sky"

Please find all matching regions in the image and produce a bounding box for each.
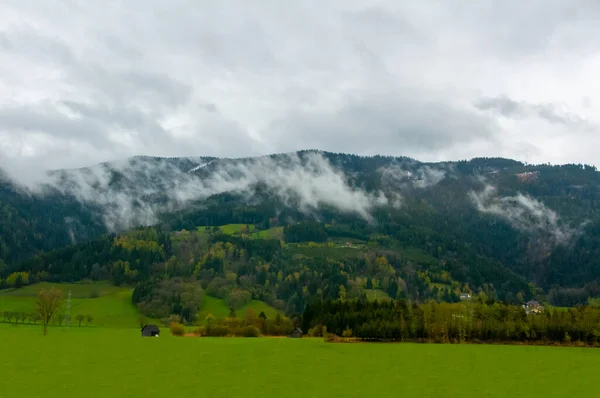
[1,0,599,174]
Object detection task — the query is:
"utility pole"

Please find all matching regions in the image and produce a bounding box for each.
[65,289,71,328]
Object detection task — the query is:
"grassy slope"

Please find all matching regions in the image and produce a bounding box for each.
[2,326,599,398]
[364,289,392,301]
[197,224,283,239]
[0,282,280,328]
[0,282,139,328]
[198,295,281,321]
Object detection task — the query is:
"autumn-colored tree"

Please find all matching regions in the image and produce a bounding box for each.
[170,322,185,336]
[36,288,65,335]
[339,285,347,301]
[245,308,258,327]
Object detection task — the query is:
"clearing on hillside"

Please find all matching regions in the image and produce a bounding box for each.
[0,282,281,328]
[0,282,139,328]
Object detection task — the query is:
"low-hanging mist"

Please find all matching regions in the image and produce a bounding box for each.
[13,152,416,231]
[469,183,581,244]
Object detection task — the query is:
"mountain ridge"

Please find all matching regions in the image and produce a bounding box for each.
[1,150,599,310]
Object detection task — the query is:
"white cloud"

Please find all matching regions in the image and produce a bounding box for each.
[0,0,599,177]
[28,152,394,230]
[469,183,581,244]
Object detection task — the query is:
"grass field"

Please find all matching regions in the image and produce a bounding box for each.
[2,325,599,398]
[0,282,281,328]
[198,295,281,321]
[196,224,284,240]
[0,282,139,328]
[364,289,392,301]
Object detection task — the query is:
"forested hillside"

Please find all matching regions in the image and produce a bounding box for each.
[1,150,600,313]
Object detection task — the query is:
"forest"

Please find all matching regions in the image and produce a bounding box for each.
[1,152,600,317]
[302,298,600,346]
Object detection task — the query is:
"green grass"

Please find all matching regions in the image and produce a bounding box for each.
[195,224,254,235]
[285,245,363,260]
[0,282,139,328]
[220,223,256,234]
[364,289,392,301]
[2,325,600,398]
[402,247,439,265]
[0,281,128,298]
[195,224,283,239]
[0,282,281,328]
[1,282,281,329]
[254,226,284,239]
[198,295,281,321]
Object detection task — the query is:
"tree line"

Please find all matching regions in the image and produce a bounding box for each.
[168,309,296,338]
[1,311,93,327]
[303,299,600,346]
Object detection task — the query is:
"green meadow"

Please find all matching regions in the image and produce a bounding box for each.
[0,282,281,328]
[2,281,600,397]
[198,295,281,321]
[1,325,599,398]
[196,223,284,239]
[0,282,139,327]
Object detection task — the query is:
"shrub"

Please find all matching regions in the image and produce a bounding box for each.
[325,333,341,343]
[170,322,185,336]
[206,324,229,337]
[88,289,100,298]
[192,326,206,336]
[308,325,323,337]
[168,314,182,325]
[342,327,353,338]
[242,325,261,337]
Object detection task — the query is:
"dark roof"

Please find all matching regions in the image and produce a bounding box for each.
[141,324,160,332]
[292,327,303,333]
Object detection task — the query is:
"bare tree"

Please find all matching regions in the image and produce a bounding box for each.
[30,312,41,324]
[36,288,65,335]
[56,314,65,326]
[19,312,28,323]
[75,314,85,327]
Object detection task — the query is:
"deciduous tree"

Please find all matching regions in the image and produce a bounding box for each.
[36,288,65,335]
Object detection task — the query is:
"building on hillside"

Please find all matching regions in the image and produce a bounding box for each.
[287,327,303,338]
[141,324,160,337]
[516,171,539,183]
[459,293,472,300]
[523,300,544,315]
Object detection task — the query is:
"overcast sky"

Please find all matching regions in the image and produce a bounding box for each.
[1,0,599,173]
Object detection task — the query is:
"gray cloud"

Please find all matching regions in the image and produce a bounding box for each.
[1,0,600,177]
[474,96,597,132]
[267,90,500,156]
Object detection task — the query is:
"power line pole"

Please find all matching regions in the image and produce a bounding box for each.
[65,289,71,329]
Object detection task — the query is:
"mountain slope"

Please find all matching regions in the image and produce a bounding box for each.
[1,150,599,308]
